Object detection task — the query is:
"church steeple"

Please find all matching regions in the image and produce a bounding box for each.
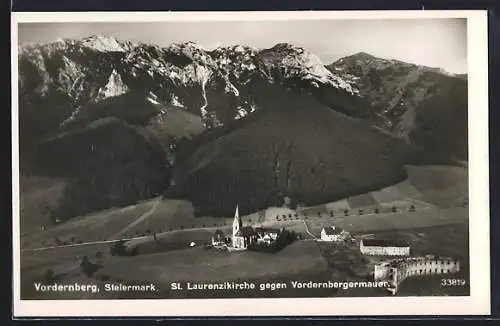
[232,204,242,237]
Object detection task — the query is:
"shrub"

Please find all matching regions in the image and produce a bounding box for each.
[43,268,55,283]
[110,240,127,256]
[80,256,94,277]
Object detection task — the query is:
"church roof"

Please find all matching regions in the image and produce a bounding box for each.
[255,227,280,234]
[236,226,255,237]
[362,239,409,247]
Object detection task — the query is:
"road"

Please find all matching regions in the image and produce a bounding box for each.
[110,196,163,240]
[302,219,318,239]
[20,200,452,253]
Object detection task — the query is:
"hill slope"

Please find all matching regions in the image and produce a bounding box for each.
[328,52,468,161]
[32,117,171,220]
[169,86,416,216]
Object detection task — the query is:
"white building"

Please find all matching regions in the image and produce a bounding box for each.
[255,227,280,245]
[320,226,349,242]
[360,239,410,256]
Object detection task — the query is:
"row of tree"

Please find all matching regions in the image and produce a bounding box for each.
[275,205,416,220]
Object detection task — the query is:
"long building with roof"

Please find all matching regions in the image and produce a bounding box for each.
[360,239,411,256]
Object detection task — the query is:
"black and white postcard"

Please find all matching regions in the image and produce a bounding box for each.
[11,10,490,317]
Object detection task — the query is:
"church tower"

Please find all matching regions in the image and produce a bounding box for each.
[232,204,242,237]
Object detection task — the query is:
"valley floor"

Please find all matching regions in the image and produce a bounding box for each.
[18,164,470,299]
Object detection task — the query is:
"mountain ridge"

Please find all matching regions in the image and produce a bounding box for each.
[18,35,466,221]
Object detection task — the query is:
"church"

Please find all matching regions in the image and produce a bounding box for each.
[231,205,281,250]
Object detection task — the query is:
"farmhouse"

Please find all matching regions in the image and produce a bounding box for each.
[374,255,461,295]
[231,205,282,250]
[255,227,280,245]
[211,229,228,248]
[359,239,410,256]
[320,226,350,242]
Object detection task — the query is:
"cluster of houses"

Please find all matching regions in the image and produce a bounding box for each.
[211,205,282,251]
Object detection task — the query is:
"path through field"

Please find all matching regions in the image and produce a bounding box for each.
[110,196,163,240]
[302,219,318,239]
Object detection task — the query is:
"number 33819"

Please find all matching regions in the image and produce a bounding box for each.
[441,279,467,286]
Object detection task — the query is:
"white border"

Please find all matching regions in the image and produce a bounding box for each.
[11,10,490,317]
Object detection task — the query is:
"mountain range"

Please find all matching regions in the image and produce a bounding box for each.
[17,35,467,221]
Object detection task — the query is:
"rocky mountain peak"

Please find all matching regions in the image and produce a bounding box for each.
[79,34,127,52]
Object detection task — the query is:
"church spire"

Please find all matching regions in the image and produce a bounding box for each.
[232,204,242,236]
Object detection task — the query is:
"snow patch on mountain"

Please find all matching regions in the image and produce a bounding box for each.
[199,78,209,120]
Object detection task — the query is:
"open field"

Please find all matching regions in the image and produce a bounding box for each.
[99,240,328,283]
[20,200,156,249]
[405,165,468,208]
[116,199,233,236]
[304,206,467,237]
[21,240,332,299]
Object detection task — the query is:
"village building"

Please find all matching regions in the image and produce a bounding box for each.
[320,226,350,242]
[374,255,461,295]
[255,227,280,245]
[211,229,227,248]
[359,239,411,256]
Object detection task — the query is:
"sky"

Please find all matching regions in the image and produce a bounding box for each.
[18,18,467,74]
